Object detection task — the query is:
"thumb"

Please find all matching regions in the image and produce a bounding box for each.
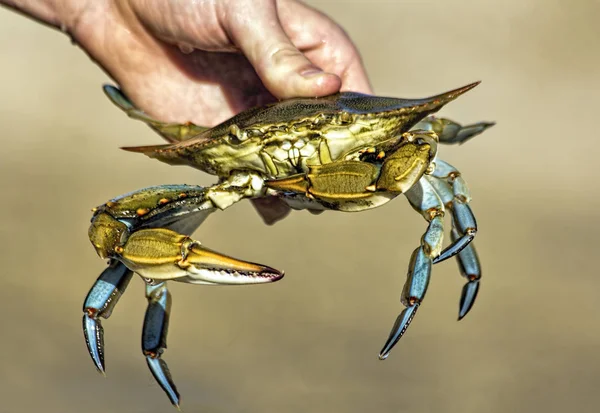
[225,1,341,99]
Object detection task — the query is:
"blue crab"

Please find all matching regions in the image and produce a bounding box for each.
[84,82,493,407]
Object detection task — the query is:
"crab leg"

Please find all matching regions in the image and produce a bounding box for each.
[451,226,481,320]
[143,282,179,407]
[428,160,477,264]
[83,260,134,373]
[432,200,476,264]
[103,85,208,143]
[414,116,495,145]
[425,162,481,319]
[378,178,445,360]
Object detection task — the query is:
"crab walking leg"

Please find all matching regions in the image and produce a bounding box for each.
[427,161,477,264]
[103,85,208,143]
[83,260,134,373]
[414,116,495,145]
[451,226,481,320]
[424,171,481,319]
[432,200,476,264]
[142,282,180,407]
[378,178,445,360]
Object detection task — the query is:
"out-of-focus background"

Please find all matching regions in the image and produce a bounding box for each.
[1,1,599,412]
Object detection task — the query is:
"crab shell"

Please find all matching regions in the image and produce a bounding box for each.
[122,82,479,178]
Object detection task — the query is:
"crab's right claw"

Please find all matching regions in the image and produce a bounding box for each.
[118,228,284,285]
[83,260,134,374]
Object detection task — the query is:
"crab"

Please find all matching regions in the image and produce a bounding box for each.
[84,82,493,407]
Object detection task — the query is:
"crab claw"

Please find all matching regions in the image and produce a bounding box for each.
[118,228,284,285]
[176,241,284,285]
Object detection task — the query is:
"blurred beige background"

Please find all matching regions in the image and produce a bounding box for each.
[1,1,599,412]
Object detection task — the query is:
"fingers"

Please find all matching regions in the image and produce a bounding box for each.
[123,0,371,105]
[129,0,367,98]
[277,0,373,94]
[223,0,342,98]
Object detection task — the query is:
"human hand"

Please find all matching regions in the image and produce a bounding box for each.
[8,0,372,126]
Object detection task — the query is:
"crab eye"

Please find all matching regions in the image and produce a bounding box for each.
[228,133,242,144]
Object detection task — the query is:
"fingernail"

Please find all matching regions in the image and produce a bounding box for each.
[300,67,324,77]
